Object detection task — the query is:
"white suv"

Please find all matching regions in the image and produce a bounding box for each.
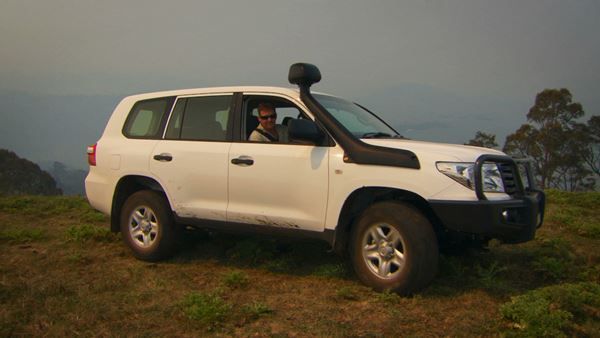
[85,63,545,294]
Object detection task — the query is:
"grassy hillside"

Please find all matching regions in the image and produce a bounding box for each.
[1,192,598,336]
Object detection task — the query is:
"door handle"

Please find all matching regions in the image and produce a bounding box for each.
[153,153,173,162]
[231,157,254,166]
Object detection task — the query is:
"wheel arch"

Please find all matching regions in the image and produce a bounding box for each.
[110,175,168,232]
[332,187,443,255]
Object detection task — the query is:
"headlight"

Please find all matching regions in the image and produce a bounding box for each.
[436,162,505,193]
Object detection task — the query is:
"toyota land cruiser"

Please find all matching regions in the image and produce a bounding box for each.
[85,63,545,294]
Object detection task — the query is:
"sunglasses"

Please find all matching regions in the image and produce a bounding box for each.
[258,114,277,120]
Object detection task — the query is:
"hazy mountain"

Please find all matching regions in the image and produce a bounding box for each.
[40,161,87,196]
[0,149,62,195]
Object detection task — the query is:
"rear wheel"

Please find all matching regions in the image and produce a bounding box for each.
[350,201,438,295]
[120,190,180,261]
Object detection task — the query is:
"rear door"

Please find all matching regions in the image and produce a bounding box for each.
[149,94,234,221]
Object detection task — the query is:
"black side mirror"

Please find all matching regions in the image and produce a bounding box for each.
[288,119,324,144]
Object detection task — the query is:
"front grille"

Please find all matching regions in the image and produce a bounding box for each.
[498,163,519,196]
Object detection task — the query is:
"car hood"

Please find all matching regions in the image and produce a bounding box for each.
[361,138,506,163]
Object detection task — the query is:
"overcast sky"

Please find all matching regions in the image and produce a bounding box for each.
[1,0,599,168]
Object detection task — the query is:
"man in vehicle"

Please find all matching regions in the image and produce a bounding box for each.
[248,103,288,142]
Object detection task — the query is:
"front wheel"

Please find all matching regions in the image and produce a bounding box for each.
[120,190,180,261]
[350,201,438,295]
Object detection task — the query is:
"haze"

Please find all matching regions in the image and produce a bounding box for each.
[1,0,598,169]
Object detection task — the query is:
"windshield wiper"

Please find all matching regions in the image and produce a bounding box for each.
[361,132,394,139]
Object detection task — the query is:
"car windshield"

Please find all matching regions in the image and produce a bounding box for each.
[313,94,400,139]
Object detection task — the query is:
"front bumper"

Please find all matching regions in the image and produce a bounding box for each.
[429,190,545,243]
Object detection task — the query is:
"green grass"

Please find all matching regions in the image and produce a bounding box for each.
[312,263,347,278]
[222,270,250,288]
[181,292,231,328]
[242,301,273,319]
[0,228,45,243]
[225,238,277,265]
[545,190,600,238]
[335,286,361,301]
[501,282,600,337]
[376,290,402,304]
[0,195,107,222]
[64,224,118,242]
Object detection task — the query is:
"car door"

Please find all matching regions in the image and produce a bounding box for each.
[150,94,233,221]
[227,94,329,232]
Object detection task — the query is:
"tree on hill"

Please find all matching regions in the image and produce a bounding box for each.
[43,161,87,195]
[0,149,62,195]
[503,88,596,191]
[465,131,498,149]
[580,115,600,177]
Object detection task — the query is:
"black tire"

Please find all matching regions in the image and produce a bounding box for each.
[120,190,180,261]
[350,201,438,295]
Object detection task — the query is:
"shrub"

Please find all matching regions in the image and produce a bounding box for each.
[476,261,507,288]
[532,256,569,280]
[501,282,600,337]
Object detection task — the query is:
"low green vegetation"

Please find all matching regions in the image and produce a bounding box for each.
[0,195,107,222]
[545,190,600,238]
[501,282,600,337]
[0,228,45,243]
[222,270,249,288]
[181,292,231,328]
[375,290,402,304]
[0,193,598,336]
[225,238,277,265]
[242,301,273,319]
[475,261,508,289]
[312,263,347,278]
[64,224,117,242]
[335,286,361,301]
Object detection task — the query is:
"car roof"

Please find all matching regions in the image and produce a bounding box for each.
[124,86,307,101]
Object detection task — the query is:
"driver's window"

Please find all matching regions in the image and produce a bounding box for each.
[244,96,306,143]
[249,106,301,127]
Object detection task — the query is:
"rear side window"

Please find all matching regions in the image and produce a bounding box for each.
[123,97,174,139]
[166,95,232,141]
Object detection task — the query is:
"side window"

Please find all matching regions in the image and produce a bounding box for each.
[123,97,174,139]
[244,96,308,143]
[249,106,302,126]
[165,95,232,141]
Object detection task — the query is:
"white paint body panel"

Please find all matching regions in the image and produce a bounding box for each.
[149,140,231,221]
[228,143,329,231]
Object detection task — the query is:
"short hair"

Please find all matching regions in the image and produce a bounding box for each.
[257,103,275,115]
